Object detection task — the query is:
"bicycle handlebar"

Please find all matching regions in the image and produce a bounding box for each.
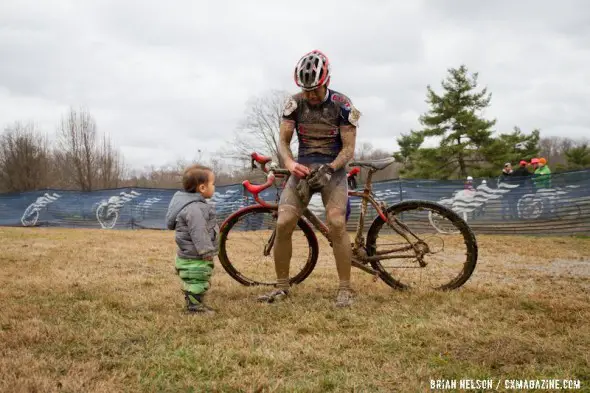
[250,152,274,173]
[242,152,360,207]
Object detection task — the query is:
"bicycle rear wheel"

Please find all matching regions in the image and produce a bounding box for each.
[218,205,319,286]
[365,200,478,290]
[428,202,461,235]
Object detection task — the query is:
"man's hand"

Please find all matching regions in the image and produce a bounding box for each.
[307,164,335,190]
[287,161,311,179]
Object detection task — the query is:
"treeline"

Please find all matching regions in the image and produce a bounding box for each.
[0,108,125,193]
[2,65,590,193]
[0,106,393,193]
[0,111,256,193]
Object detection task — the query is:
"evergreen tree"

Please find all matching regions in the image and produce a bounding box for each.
[478,127,540,177]
[564,144,590,170]
[396,65,540,179]
[397,65,496,179]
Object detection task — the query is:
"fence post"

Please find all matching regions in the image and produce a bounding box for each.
[131,188,135,230]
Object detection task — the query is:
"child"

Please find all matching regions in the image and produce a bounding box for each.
[165,164,218,314]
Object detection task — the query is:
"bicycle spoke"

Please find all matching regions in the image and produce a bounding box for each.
[220,208,315,286]
[366,201,477,290]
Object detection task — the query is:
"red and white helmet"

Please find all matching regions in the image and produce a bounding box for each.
[294,50,331,91]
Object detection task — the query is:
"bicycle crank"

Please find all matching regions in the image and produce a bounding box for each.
[351,257,379,277]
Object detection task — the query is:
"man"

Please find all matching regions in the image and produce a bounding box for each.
[529,157,552,217]
[533,157,552,190]
[499,162,513,182]
[511,160,533,205]
[257,49,360,307]
[512,160,531,179]
[498,163,516,219]
[529,157,551,191]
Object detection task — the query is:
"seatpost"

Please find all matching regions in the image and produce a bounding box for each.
[355,168,377,249]
[364,169,376,193]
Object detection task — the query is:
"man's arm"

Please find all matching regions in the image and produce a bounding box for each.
[278,120,296,167]
[329,125,356,170]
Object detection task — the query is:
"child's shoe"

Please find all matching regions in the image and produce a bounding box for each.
[184,291,216,314]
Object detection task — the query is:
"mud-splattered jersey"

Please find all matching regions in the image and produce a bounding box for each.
[282,89,360,165]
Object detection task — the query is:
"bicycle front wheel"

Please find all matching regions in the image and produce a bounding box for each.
[218,205,319,286]
[366,200,478,291]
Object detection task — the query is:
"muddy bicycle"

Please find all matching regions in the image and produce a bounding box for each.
[218,153,478,290]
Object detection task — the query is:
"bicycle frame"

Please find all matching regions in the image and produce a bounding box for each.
[232,153,427,276]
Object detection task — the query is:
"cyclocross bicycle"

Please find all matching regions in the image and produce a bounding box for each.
[218,152,478,291]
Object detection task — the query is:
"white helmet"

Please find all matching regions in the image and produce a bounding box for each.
[466,176,473,181]
[294,50,331,91]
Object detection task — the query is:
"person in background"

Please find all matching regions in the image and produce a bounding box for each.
[499,162,513,181]
[512,160,531,179]
[498,163,516,219]
[510,160,533,216]
[533,157,552,190]
[464,176,475,191]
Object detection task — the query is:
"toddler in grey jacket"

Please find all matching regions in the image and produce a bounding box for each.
[165,164,218,314]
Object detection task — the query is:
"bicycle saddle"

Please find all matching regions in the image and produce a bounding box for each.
[349,157,396,171]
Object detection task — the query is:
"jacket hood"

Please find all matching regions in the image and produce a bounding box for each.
[165,191,205,230]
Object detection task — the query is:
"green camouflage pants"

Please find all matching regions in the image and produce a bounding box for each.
[175,256,214,295]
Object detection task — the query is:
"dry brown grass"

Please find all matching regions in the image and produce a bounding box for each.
[1,227,589,392]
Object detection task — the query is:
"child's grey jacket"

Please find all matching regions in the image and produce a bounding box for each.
[165,191,219,260]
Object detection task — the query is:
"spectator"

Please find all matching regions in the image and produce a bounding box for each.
[498,163,516,219]
[465,176,475,191]
[499,162,513,183]
[512,160,532,179]
[533,157,552,190]
[511,159,533,200]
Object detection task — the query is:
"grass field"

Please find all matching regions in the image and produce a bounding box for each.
[1,227,589,392]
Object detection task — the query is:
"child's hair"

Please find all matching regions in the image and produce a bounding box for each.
[182,164,212,193]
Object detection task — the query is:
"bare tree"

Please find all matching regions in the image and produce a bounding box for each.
[229,89,297,167]
[354,141,380,160]
[56,107,98,191]
[0,122,51,192]
[95,133,125,189]
[53,108,124,191]
[537,136,590,168]
[350,141,398,183]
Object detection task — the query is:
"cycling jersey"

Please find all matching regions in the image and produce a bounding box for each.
[282,89,360,165]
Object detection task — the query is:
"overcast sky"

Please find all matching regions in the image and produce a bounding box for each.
[1,0,588,170]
